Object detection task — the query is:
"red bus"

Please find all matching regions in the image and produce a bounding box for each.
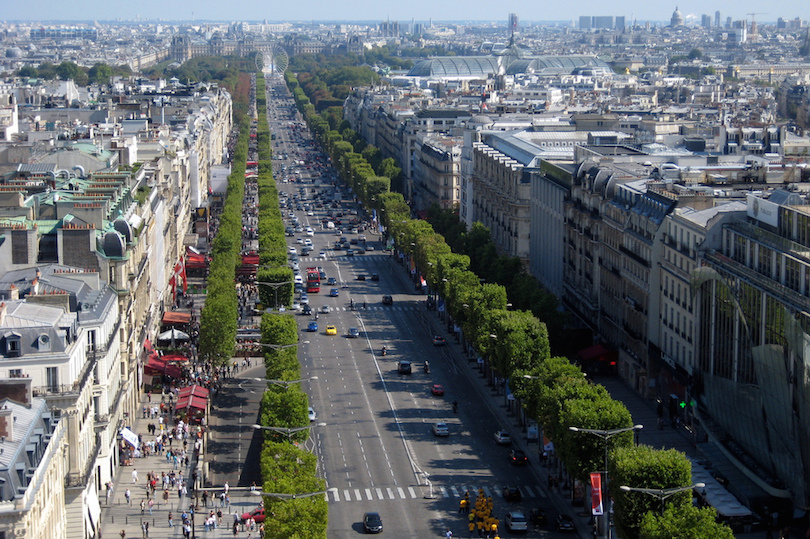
[306,267,320,293]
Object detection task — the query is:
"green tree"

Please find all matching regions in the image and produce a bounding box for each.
[88,63,113,84]
[55,61,88,85]
[611,445,693,539]
[639,504,734,539]
[687,48,703,60]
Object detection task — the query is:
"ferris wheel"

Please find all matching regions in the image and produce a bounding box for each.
[256,43,289,76]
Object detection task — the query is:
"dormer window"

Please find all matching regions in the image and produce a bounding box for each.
[37,334,51,352]
[3,332,21,358]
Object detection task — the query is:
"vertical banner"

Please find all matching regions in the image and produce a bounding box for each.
[591,472,604,516]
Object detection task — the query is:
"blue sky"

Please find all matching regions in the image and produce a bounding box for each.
[6,0,807,24]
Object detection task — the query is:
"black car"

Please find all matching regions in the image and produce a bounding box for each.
[326,277,337,285]
[356,274,366,281]
[382,295,393,305]
[302,304,312,315]
[509,449,529,465]
[363,512,383,534]
[502,486,522,502]
[398,361,412,374]
[555,514,575,532]
[371,274,379,281]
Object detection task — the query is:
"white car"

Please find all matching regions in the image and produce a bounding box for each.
[308,407,317,422]
[294,275,303,285]
[306,211,314,216]
[319,251,327,259]
[296,237,304,244]
[291,302,302,311]
[303,239,313,247]
[432,422,450,437]
[306,228,314,237]
[320,305,332,314]
[288,246,297,255]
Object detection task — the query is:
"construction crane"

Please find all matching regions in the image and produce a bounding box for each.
[746,12,766,31]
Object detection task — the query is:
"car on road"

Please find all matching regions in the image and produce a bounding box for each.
[326,277,337,285]
[509,449,529,465]
[302,304,312,316]
[363,512,383,534]
[326,325,337,336]
[397,361,412,374]
[502,486,522,502]
[241,506,266,524]
[299,294,309,304]
[288,246,297,254]
[295,237,304,244]
[319,251,327,259]
[305,228,314,237]
[382,295,393,305]
[494,430,512,445]
[294,275,303,285]
[308,407,316,422]
[432,335,447,346]
[307,322,318,332]
[505,511,528,532]
[291,302,301,311]
[371,273,379,281]
[348,327,360,338]
[356,274,365,281]
[432,422,450,436]
[555,514,575,532]
[329,288,339,297]
[320,305,332,314]
[431,384,445,396]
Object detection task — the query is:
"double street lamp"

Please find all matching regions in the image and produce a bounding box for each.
[619,483,705,515]
[252,423,326,440]
[256,280,292,309]
[569,424,644,539]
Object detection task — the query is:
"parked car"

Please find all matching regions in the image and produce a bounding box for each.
[502,486,522,502]
[241,506,266,524]
[505,511,528,532]
[494,430,512,445]
[363,512,383,534]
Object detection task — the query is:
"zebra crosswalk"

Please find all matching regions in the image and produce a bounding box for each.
[326,483,546,503]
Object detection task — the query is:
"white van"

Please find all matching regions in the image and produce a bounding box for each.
[326,221,335,230]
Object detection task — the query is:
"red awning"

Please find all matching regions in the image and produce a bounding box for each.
[162,312,191,325]
[177,395,207,410]
[144,355,166,375]
[164,363,183,379]
[162,354,190,363]
[178,385,209,399]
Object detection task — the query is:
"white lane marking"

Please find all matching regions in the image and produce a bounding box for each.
[375,488,384,499]
[483,486,492,498]
[408,487,417,498]
[343,489,350,501]
[365,488,373,500]
[523,485,535,497]
[397,487,406,499]
[450,486,460,497]
[439,486,449,498]
[386,488,395,499]
[331,490,340,502]
[354,489,362,501]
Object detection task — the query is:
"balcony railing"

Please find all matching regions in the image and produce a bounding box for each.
[65,433,102,489]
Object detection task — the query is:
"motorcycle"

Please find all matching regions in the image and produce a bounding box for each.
[381,347,387,356]
[424,362,430,374]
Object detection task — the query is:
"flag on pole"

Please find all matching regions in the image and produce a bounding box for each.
[590,472,604,516]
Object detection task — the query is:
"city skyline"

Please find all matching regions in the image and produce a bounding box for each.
[4,0,807,25]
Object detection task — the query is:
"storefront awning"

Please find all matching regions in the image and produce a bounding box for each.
[177,395,207,410]
[162,311,191,325]
[178,384,209,399]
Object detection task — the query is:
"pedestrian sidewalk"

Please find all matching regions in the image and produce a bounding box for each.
[98,393,260,539]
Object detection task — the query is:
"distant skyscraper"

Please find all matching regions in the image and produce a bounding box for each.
[579,16,592,30]
[593,16,614,29]
[616,16,626,30]
[701,14,712,28]
[715,11,721,27]
[509,13,519,34]
[726,16,732,28]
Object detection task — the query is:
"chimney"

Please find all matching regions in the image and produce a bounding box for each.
[0,405,12,441]
[0,377,33,406]
[0,302,5,325]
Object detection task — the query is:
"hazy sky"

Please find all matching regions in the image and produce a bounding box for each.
[5,0,807,24]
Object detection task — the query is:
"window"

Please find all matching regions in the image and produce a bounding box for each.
[9,369,21,378]
[5,335,21,358]
[46,367,58,392]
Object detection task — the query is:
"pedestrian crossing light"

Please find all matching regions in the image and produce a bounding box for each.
[679,400,687,409]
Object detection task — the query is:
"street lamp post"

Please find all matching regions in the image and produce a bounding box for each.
[569,424,644,539]
[619,483,705,514]
[256,280,292,310]
[252,423,326,440]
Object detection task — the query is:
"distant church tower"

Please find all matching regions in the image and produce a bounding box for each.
[670,6,684,27]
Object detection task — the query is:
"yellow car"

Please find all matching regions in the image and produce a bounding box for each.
[325,325,337,336]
